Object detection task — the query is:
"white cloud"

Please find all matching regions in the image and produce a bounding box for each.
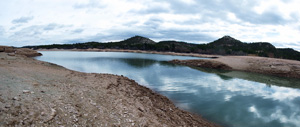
[11,16,34,24]
[72,28,84,34]
[178,0,196,5]
[0,26,4,35]
[0,0,299,50]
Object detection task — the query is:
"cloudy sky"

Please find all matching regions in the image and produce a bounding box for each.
[0,0,300,50]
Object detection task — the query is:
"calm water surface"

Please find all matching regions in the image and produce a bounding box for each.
[36,51,300,127]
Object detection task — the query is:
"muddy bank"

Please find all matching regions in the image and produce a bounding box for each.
[170,56,300,79]
[0,50,217,126]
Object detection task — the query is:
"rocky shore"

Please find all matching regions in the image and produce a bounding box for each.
[0,49,217,126]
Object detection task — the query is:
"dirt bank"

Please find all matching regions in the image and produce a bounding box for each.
[0,46,42,57]
[0,51,217,126]
[170,56,300,79]
[170,59,232,70]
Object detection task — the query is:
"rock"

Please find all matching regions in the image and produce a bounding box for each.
[12,96,20,100]
[89,99,97,106]
[7,53,15,56]
[44,108,57,123]
[138,107,144,112]
[23,90,31,94]
[41,112,46,116]
[5,105,11,108]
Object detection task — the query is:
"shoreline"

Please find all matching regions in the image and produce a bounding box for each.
[38,48,300,78]
[0,51,218,126]
[37,48,220,58]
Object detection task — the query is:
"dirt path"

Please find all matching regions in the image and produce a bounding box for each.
[0,52,217,126]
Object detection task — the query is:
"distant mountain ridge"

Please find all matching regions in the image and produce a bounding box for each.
[23,35,300,61]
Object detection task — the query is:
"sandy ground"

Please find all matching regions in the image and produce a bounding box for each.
[39,48,300,78]
[0,51,217,126]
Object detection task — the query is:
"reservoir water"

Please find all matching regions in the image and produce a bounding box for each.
[36,51,300,127]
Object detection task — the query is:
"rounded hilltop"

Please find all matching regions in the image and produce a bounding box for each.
[121,36,156,44]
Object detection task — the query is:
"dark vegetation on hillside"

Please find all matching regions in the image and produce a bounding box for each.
[23,35,300,61]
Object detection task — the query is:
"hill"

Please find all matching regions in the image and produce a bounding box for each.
[23,35,300,61]
[120,36,156,44]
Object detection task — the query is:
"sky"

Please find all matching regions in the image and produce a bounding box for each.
[0,0,300,50]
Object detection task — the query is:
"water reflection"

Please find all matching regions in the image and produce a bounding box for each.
[193,67,300,89]
[87,57,158,68]
[36,51,300,127]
